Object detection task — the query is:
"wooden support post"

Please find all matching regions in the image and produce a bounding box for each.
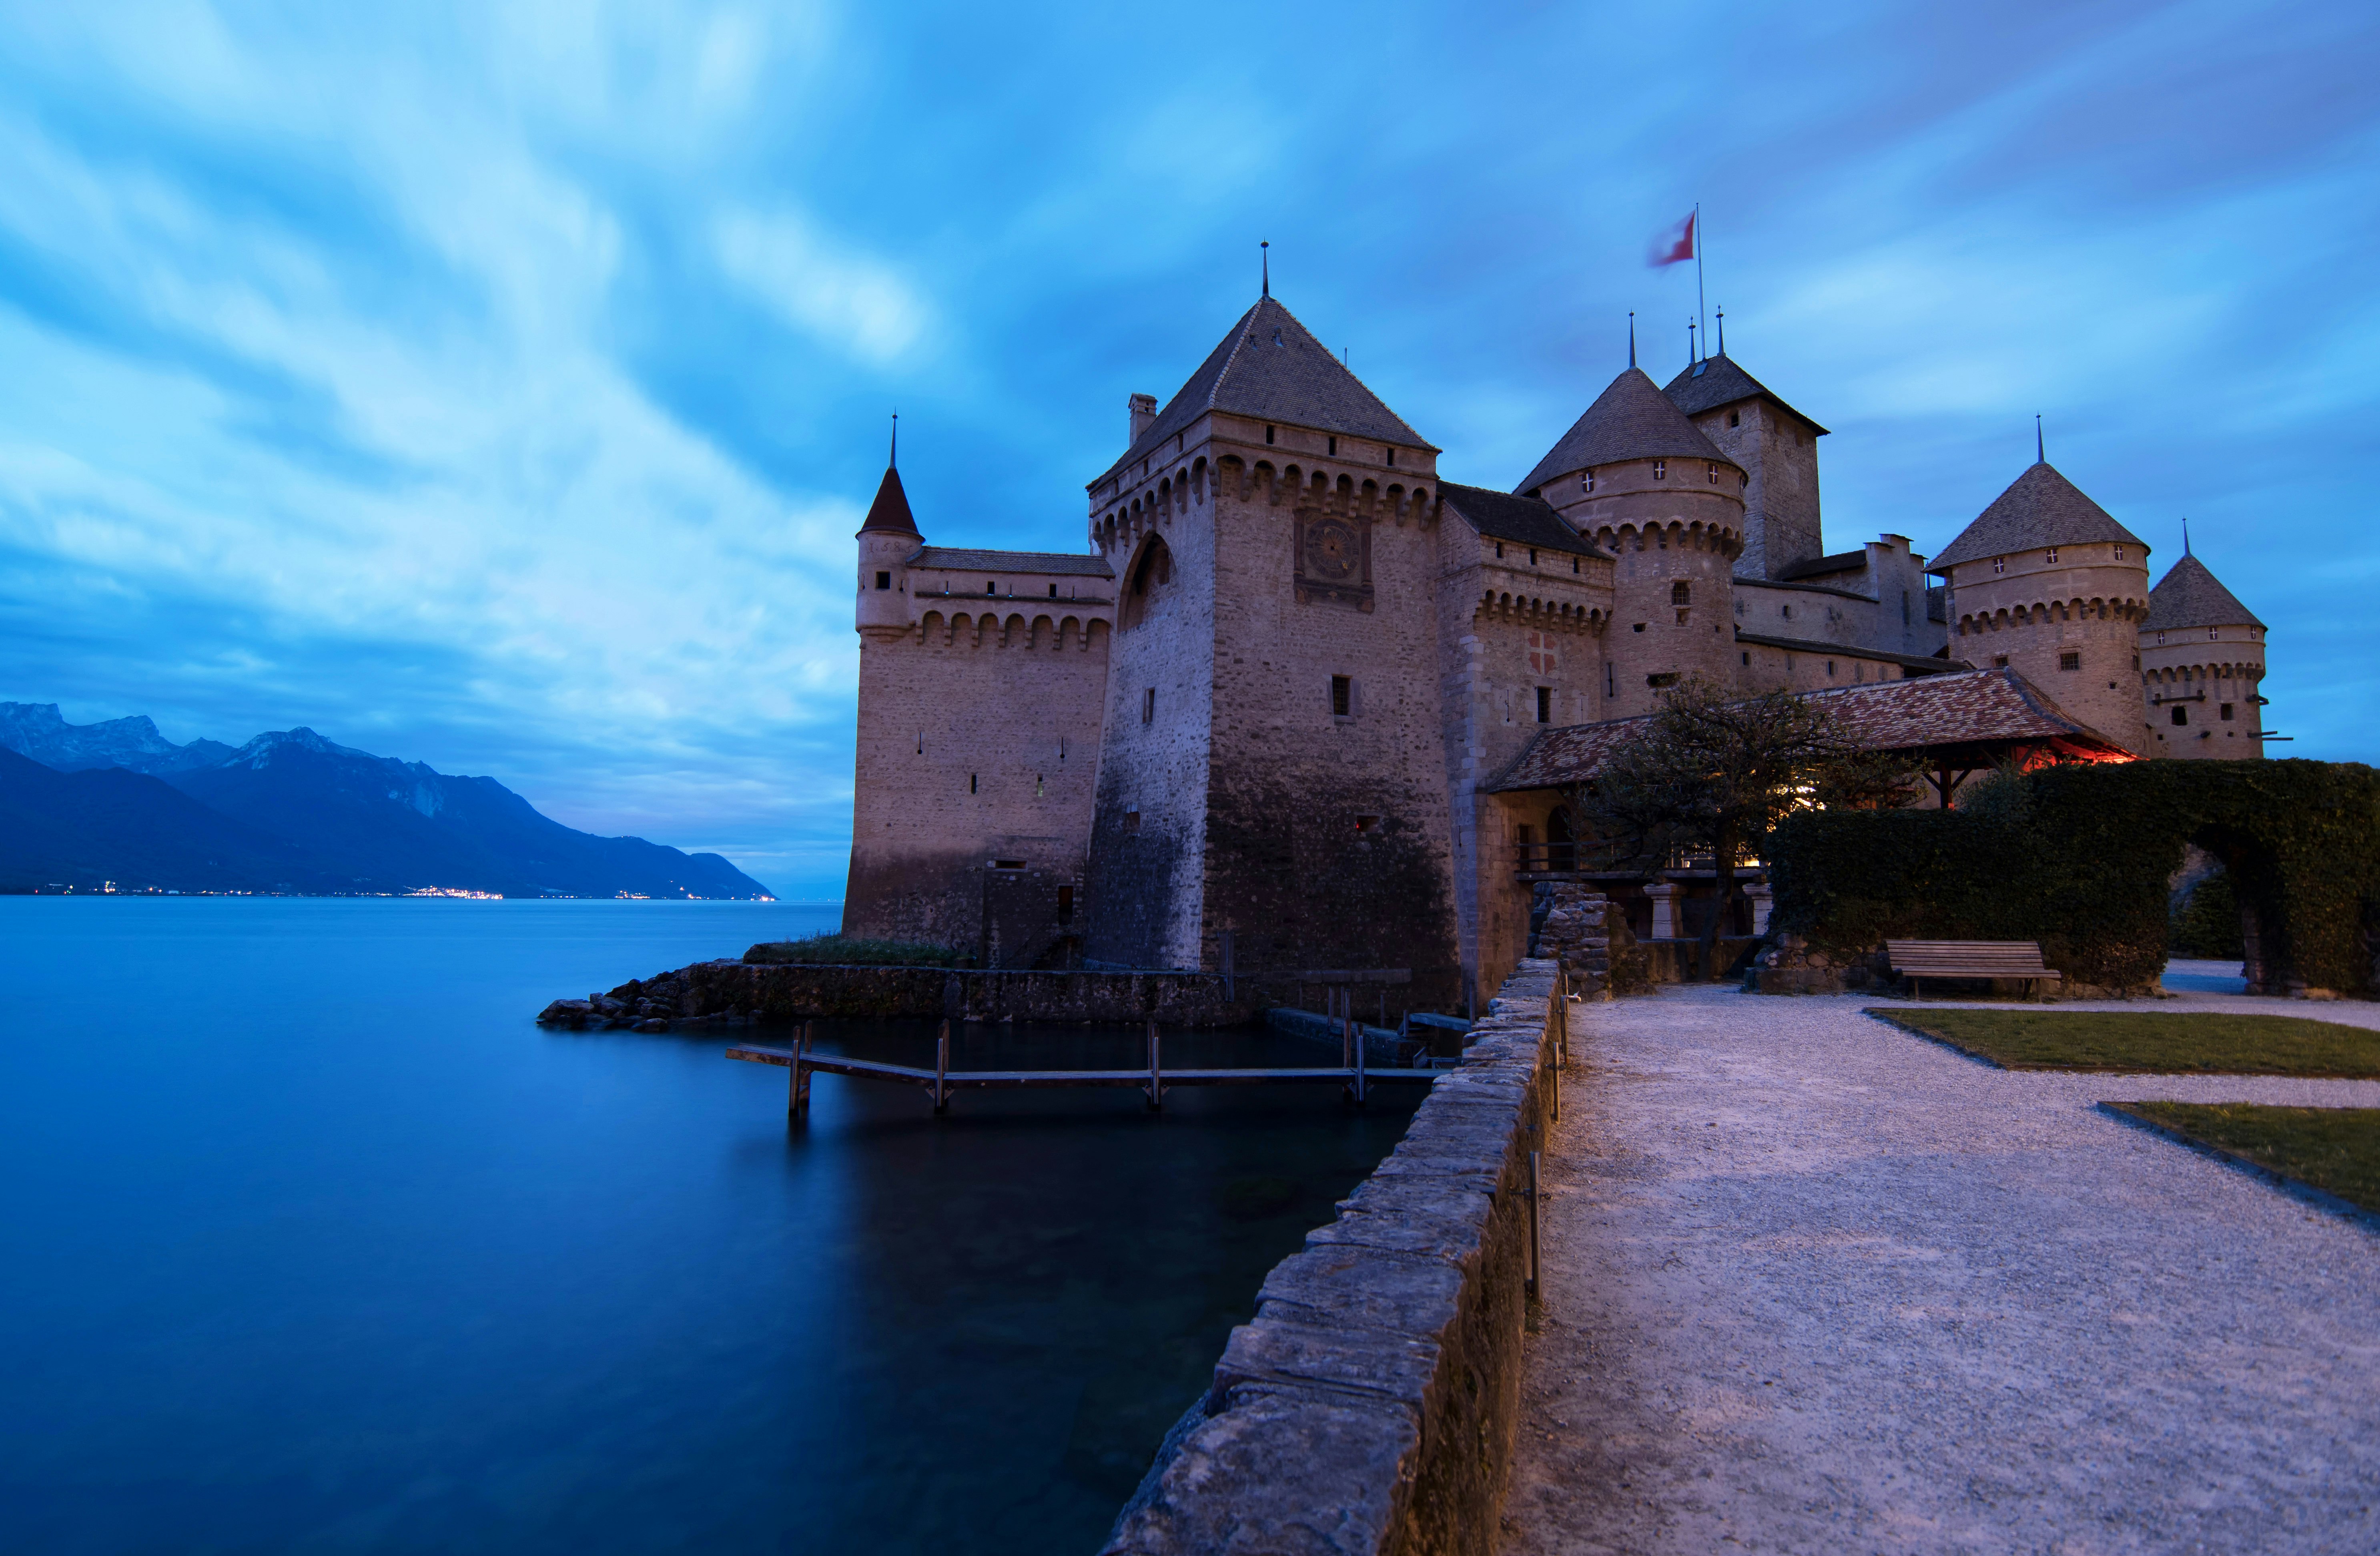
[788,1020,813,1120]
[1353,1008,1367,1105]
[1146,1019,1163,1110]
[934,1020,950,1114]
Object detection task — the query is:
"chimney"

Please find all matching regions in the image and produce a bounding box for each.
[1128,393,1157,445]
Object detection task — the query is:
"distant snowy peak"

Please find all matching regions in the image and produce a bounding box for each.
[0,702,235,776]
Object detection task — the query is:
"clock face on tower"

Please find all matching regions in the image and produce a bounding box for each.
[1304,519,1358,581]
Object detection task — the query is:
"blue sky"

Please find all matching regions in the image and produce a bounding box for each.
[0,1,2372,899]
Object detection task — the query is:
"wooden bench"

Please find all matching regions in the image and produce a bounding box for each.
[1886,940,2063,1001]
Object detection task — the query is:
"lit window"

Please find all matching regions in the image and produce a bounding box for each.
[1583,469,1595,492]
[1653,460,1666,480]
[2059,652,2080,671]
[1992,557,2006,574]
[2114,544,2125,560]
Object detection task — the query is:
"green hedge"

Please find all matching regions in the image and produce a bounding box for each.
[1768,759,2380,996]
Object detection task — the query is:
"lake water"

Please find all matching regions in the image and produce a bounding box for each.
[0,899,1419,1555]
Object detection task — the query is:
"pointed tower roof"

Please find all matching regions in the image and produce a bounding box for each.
[2144,553,2264,633]
[1513,367,1737,496]
[1092,296,1435,488]
[1927,462,2147,573]
[1659,353,1829,434]
[856,466,919,536]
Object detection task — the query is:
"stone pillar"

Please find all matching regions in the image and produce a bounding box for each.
[1646,882,1684,940]
[1744,882,1774,938]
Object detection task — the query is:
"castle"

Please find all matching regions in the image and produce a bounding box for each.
[842,291,2270,1004]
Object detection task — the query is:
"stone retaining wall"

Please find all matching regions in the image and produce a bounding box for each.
[1101,959,1562,1555]
[536,961,1267,1029]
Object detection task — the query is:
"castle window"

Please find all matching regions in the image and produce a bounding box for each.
[2114,544,2125,560]
[1741,651,1750,666]
[1048,584,1058,597]
[1142,687,1155,724]
[1647,672,1680,689]
[2059,652,2081,671]
[1993,655,2009,668]
[1331,675,1352,717]
[1606,663,1616,697]
[1826,660,1836,677]
[1572,558,1580,574]
[876,571,891,590]
[970,773,978,793]
[1706,463,1718,484]
[1386,449,1395,467]
[1653,460,1666,480]
[1036,775,1044,797]
[2221,703,2235,721]
[1124,810,1141,833]
[1728,410,1740,428]
[1530,549,1538,566]
[1671,581,1691,607]
[2208,627,2220,641]
[1354,814,1380,834]
[992,859,1025,871]
[1058,885,1074,922]
[2046,549,2058,564]
[1265,426,1275,445]
[1992,557,2006,574]
[986,581,997,594]
[1327,436,1337,456]
[2156,631,2167,645]
[2171,706,2188,726]
[1535,687,1551,724]
[1583,469,1595,492]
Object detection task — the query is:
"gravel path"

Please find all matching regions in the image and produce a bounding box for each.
[1501,972,2380,1555]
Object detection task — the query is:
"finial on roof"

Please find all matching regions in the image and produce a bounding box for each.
[1260,240,1269,299]
[2035,414,2044,465]
[1715,306,1724,357]
[1687,317,1697,364]
[2182,515,2192,557]
[1628,311,1636,368]
[889,411,898,469]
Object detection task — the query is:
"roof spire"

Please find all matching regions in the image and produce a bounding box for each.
[1714,306,1724,358]
[2035,414,2044,465]
[1260,240,1269,298]
[1687,317,1697,364]
[889,410,898,470]
[1627,311,1636,368]
[2182,515,2192,556]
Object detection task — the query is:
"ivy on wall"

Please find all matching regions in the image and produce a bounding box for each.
[1768,759,2380,996]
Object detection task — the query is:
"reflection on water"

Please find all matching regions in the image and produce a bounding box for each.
[0,900,1417,1555]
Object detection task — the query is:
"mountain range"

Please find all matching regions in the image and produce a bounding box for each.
[0,703,773,898]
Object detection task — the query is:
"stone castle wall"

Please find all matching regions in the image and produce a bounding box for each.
[1945,542,2150,753]
[1689,395,1821,581]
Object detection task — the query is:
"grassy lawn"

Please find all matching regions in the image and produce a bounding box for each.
[2107,1103,2380,1215]
[1866,1008,2380,1078]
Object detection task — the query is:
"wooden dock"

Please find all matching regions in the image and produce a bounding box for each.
[728,1016,1445,1116]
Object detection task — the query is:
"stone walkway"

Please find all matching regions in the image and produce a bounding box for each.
[1501,973,2380,1554]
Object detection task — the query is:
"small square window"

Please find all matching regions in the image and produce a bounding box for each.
[2171,706,2188,726]
[2220,703,2234,721]
[1993,655,2009,668]
[2059,652,2081,671]
[875,571,892,590]
[2045,548,2058,564]
[1331,675,1351,717]
[1652,460,1666,480]
[1993,557,2006,574]
[2208,627,2220,641]
[1535,687,1551,723]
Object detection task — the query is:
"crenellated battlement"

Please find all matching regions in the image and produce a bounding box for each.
[1585,518,1743,560]
[1955,593,2149,636]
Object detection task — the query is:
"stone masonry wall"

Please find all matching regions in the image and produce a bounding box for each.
[1102,958,1563,1555]
[537,960,1267,1028]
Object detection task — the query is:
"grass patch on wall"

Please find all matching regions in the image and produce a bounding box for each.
[2106,1103,2380,1215]
[745,934,965,967]
[1867,1008,2380,1078]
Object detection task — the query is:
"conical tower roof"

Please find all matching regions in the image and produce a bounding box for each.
[1928,462,2146,573]
[1660,353,1828,434]
[2145,552,2263,632]
[856,466,918,536]
[1513,367,1736,496]
[1092,295,1435,488]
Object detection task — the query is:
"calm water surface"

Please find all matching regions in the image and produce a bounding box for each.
[0,899,1418,1554]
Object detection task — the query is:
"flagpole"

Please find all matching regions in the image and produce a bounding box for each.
[1694,203,1706,360]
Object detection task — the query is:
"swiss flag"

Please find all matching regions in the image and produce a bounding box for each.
[1648,210,1696,267]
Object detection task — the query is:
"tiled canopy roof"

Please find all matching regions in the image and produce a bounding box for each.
[1438,483,1610,559]
[1512,367,1738,496]
[1485,667,2129,792]
[1929,462,2147,572]
[1093,296,1435,488]
[2144,553,2264,632]
[858,466,919,536]
[908,546,1113,578]
[1660,353,1829,435]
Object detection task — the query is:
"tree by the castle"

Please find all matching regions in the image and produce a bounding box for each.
[1569,680,1919,979]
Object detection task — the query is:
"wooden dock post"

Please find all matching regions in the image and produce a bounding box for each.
[1145,1019,1163,1110]
[788,1020,813,1121]
[933,1020,950,1114]
[1352,1006,1367,1106]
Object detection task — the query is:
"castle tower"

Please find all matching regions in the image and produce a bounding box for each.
[1514,367,1746,718]
[1078,295,1462,997]
[1661,353,1827,580]
[855,464,921,631]
[2140,546,2268,758]
[1929,461,2152,754]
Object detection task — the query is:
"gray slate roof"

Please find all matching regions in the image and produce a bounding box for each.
[858,466,918,535]
[1776,550,1868,582]
[1093,296,1435,488]
[908,546,1113,578]
[2144,553,2264,632]
[1660,353,1829,435]
[1438,483,1610,559]
[1513,367,1738,496]
[1927,462,2148,573]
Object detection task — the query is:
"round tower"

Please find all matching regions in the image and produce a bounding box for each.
[2140,544,2268,759]
[1515,367,1745,718]
[855,463,921,635]
[1929,460,2151,754]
